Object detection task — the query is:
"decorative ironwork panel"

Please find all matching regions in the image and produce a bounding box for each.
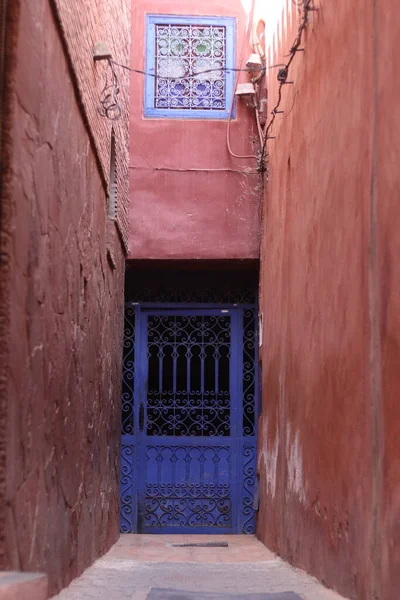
[143,446,231,528]
[241,445,257,534]
[144,15,236,120]
[122,307,135,435]
[147,315,231,437]
[155,24,226,111]
[120,445,134,533]
[243,308,256,436]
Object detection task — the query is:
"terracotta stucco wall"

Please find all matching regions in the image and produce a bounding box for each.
[377,4,400,598]
[128,0,262,260]
[0,0,129,594]
[257,1,399,599]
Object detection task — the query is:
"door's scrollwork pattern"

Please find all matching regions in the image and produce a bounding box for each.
[243,308,256,436]
[241,445,257,534]
[120,445,134,533]
[147,315,231,437]
[144,446,231,528]
[144,484,231,528]
[122,307,135,435]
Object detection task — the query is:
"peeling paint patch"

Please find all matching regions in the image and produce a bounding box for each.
[259,418,279,499]
[286,425,306,505]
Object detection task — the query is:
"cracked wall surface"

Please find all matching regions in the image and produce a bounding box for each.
[1,0,129,594]
[257,1,400,600]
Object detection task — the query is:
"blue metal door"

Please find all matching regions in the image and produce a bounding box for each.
[120,303,258,534]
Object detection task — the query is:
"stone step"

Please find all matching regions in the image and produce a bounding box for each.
[0,572,48,600]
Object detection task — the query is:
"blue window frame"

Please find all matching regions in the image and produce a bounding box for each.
[144,14,236,120]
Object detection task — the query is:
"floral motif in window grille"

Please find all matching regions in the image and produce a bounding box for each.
[154,24,226,111]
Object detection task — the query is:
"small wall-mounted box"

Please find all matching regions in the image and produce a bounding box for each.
[235,83,256,107]
[93,42,112,61]
[246,53,263,70]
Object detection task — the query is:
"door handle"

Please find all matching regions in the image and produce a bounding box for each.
[139,403,145,432]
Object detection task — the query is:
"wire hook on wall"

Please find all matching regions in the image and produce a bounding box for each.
[98,59,122,121]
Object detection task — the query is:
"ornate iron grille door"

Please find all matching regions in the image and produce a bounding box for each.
[120,304,258,534]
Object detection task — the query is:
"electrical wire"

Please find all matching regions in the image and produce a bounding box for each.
[131,137,155,169]
[130,138,259,174]
[111,16,283,164]
[226,0,259,161]
[284,90,299,119]
[254,105,264,148]
[111,54,283,163]
[110,59,283,80]
[129,166,260,174]
[251,17,266,85]
[112,0,316,167]
[262,0,317,159]
[251,18,266,60]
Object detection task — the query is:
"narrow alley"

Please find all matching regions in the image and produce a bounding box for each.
[53,536,345,600]
[0,0,399,599]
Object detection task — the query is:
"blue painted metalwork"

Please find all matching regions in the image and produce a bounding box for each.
[120,302,258,534]
[120,305,137,532]
[144,15,236,120]
[243,308,257,436]
[120,445,135,533]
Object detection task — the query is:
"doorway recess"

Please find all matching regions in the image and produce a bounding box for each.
[121,264,259,534]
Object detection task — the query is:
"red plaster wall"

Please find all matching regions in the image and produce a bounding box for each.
[257,1,400,599]
[128,0,262,260]
[0,0,11,569]
[377,4,400,598]
[0,0,129,594]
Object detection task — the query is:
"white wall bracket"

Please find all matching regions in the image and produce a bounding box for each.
[93,42,112,61]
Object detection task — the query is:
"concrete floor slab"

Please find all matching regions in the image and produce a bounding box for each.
[52,536,348,600]
[108,535,275,563]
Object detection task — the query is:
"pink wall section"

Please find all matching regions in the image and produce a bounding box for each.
[128,0,262,259]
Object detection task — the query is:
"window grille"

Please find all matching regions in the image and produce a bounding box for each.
[144,15,236,119]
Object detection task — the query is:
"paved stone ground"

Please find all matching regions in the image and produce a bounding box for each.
[52,536,348,600]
